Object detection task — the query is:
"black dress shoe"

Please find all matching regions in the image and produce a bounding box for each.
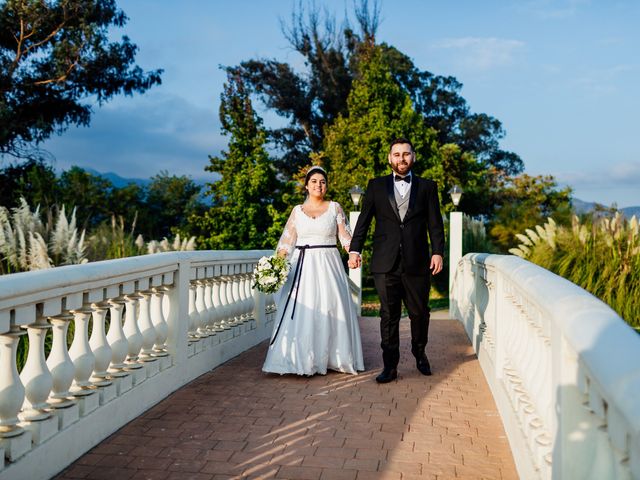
[375,368,398,383]
[416,355,432,376]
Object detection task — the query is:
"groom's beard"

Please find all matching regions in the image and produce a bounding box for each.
[391,163,412,176]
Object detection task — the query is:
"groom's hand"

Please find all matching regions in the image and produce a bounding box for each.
[430,254,443,275]
[348,252,361,269]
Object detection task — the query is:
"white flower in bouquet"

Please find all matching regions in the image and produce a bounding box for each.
[253,255,290,293]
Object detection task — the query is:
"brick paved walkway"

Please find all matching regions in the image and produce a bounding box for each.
[55,312,518,480]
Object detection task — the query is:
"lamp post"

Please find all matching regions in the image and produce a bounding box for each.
[348,185,364,315]
[448,185,463,304]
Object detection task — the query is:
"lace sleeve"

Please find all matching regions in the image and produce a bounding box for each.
[276,206,298,259]
[335,202,352,252]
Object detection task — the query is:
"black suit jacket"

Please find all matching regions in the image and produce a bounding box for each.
[350,174,445,275]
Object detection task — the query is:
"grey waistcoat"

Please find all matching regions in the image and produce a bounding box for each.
[394,187,410,221]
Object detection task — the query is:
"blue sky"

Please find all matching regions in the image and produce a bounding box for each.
[39,0,640,207]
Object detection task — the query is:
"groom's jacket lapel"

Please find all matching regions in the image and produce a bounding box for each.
[385,174,402,223]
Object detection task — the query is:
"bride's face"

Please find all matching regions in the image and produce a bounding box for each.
[306,173,327,199]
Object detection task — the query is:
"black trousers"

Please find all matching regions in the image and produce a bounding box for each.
[373,253,431,369]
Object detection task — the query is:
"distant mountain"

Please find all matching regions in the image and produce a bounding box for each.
[622,206,640,218]
[572,198,597,215]
[84,168,151,188]
[83,168,211,189]
[573,198,640,218]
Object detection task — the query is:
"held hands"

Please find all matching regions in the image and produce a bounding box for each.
[430,254,443,275]
[348,252,361,269]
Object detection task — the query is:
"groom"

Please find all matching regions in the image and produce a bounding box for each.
[348,137,445,383]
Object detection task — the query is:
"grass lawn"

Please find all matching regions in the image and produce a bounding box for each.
[361,286,449,317]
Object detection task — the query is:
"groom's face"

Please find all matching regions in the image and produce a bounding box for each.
[388,143,415,176]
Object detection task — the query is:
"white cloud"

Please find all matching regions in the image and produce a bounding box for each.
[431,37,525,72]
[551,161,640,206]
[555,161,640,186]
[572,64,637,96]
[41,92,224,182]
[519,0,590,19]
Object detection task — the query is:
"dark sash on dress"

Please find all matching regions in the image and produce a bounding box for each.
[269,244,337,346]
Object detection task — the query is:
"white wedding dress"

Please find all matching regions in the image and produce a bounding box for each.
[262,201,365,375]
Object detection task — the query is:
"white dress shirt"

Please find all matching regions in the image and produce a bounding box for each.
[393,172,412,199]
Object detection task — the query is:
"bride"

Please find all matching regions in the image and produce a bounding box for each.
[262,166,365,376]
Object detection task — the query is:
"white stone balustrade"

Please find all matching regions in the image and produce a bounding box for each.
[450,253,640,480]
[0,250,272,478]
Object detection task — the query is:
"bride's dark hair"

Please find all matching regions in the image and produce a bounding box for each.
[304,166,328,186]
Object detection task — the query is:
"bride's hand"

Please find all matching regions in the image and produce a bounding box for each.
[276,249,288,259]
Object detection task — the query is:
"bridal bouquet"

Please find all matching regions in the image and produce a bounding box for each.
[253,255,291,293]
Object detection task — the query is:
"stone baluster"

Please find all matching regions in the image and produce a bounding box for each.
[106,298,129,377]
[68,307,96,399]
[137,291,158,362]
[187,283,201,342]
[195,281,211,338]
[219,275,233,330]
[150,287,169,356]
[236,271,249,323]
[228,272,240,327]
[210,277,226,333]
[19,320,53,422]
[19,316,61,445]
[244,270,255,323]
[46,314,76,409]
[19,320,53,424]
[0,327,32,460]
[0,328,27,438]
[123,293,144,369]
[203,280,215,334]
[234,271,245,324]
[88,302,113,387]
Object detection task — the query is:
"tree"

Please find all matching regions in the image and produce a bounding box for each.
[231,0,523,190]
[57,166,114,228]
[0,0,162,157]
[488,174,572,251]
[145,171,203,239]
[316,45,438,209]
[186,74,284,250]
[0,158,59,208]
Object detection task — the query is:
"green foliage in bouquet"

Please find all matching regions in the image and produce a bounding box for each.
[253,255,290,294]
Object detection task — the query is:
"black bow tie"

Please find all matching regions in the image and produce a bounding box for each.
[395,175,411,183]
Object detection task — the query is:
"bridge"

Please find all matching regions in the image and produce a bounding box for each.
[0,250,638,479]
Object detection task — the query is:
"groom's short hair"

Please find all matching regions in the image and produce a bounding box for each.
[389,137,414,153]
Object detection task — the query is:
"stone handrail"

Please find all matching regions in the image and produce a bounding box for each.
[450,253,640,479]
[0,250,276,479]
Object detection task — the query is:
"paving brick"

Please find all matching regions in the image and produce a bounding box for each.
[319,467,357,480]
[276,465,322,479]
[57,465,96,479]
[56,317,517,480]
[130,470,171,480]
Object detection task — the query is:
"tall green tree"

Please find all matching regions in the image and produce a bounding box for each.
[488,174,572,251]
[0,0,162,158]
[231,0,523,191]
[145,171,203,239]
[57,166,114,228]
[0,158,59,208]
[316,45,438,209]
[187,74,283,250]
[316,45,485,217]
